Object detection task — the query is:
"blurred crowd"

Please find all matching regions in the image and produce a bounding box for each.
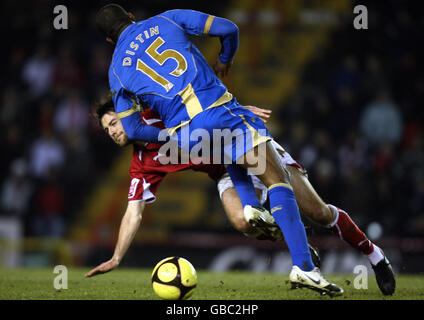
[0,0,225,238]
[277,1,424,236]
[0,0,422,240]
[0,1,120,238]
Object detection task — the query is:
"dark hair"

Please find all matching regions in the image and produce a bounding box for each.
[95,4,132,42]
[92,94,115,128]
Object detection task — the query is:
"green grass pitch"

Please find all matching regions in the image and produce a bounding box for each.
[0,267,423,300]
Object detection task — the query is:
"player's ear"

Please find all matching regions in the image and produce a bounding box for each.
[128,12,136,22]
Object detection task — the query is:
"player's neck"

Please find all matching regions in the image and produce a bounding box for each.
[116,22,134,41]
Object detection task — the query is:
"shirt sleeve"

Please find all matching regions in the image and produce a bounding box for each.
[162,9,239,64]
[110,70,164,143]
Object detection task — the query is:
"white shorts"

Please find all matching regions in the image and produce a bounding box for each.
[217,140,305,205]
[217,173,269,205]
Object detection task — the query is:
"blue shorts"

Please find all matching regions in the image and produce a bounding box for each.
[174,99,272,164]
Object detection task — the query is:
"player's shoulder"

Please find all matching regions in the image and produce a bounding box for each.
[108,59,118,80]
[156,9,179,20]
[159,9,200,17]
[139,10,179,26]
[154,9,199,27]
[109,42,125,82]
[108,60,128,92]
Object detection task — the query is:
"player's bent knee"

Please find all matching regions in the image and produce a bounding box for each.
[308,205,333,226]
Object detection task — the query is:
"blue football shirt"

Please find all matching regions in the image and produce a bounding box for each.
[109,9,239,141]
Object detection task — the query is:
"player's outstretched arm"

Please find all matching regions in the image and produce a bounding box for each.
[84,201,145,278]
[207,15,238,77]
[162,10,239,78]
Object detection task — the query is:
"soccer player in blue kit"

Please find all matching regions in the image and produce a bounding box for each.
[95,4,343,296]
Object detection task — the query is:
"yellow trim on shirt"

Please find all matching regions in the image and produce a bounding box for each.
[203,15,215,34]
[238,114,271,149]
[178,83,203,119]
[205,91,233,110]
[221,104,271,150]
[167,86,233,136]
[117,102,141,119]
[268,183,293,191]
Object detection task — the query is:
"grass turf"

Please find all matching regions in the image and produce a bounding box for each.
[0,267,423,300]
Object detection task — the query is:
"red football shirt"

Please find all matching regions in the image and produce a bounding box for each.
[127,108,226,203]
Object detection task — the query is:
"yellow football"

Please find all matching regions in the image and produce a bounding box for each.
[151,256,197,300]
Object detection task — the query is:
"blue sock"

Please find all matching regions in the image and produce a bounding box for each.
[226,164,262,208]
[268,183,315,271]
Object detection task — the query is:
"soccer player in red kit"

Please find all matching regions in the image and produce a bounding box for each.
[85,96,395,296]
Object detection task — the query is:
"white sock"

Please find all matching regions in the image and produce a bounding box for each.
[367,244,385,266]
[326,204,339,228]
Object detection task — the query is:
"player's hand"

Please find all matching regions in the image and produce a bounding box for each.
[213,60,232,78]
[84,258,120,278]
[244,105,272,123]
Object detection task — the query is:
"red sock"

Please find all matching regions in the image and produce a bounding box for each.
[328,205,374,255]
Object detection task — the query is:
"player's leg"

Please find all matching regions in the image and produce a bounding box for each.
[241,141,314,266]
[285,166,333,225]
[212,103,342,294]
[287,165,373,251]
[217,174,283,240]
[175,105,308,259]
[224,163,284,237]
[225,163,287,239]
[225,164,263,208]
[219,180,322,266]
[287,165,381,256]
[269,143,390,269]
[221,187,262,236]
[180,105,342,295]
[285,165,395,295]
[240,141,343,296]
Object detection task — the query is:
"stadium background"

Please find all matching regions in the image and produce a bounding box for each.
[0,0,423,275]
